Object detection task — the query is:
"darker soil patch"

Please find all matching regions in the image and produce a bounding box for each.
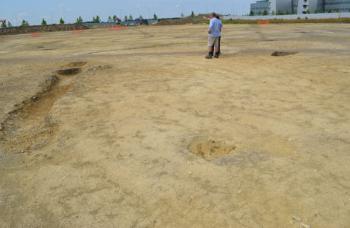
[271,51,298,56]
[86,65,112,74]
[56,68,81,76]
[66,61,87,67]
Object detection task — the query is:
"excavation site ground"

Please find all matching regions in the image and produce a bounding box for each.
[0,24,350,227]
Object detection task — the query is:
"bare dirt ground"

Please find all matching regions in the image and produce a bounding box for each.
[0,24,350,227]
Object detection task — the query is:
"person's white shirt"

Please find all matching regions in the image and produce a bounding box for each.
[208,18,222,38]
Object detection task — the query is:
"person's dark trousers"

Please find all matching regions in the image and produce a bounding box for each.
[215,37,221,57]
[212,37,221,58]
[206,46,214,59]
[217,37,221,55]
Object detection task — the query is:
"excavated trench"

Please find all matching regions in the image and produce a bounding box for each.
[0,64,85,154]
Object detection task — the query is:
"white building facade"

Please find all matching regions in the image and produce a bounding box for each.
[251,0,272,15]
[324,0,350,12]
[250,0,350,15]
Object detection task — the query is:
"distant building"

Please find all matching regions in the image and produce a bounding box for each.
[296,0,310,14]
[121,20,140,26]
[250,0,350,15]
[272,0,294,14]
[250,0,293,15]
[324,0,350,12]
[146,19,158,25]
[121,18,158,26]
[292,0,322,13]
[251,0,271,15]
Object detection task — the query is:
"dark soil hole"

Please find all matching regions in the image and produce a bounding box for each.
[271,51,297,57]
[66,61,87,67]
[56,68,81,76]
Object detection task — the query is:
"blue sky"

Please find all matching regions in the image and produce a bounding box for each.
[1,0,254,25]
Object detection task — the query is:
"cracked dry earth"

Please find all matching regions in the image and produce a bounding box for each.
[0,24,350,227]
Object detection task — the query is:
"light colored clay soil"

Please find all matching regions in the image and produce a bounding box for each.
[0,24,350,227]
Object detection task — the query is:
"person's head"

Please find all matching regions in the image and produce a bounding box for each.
[211,12,220,19]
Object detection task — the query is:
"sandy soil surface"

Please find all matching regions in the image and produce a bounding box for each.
[0,24,350,227]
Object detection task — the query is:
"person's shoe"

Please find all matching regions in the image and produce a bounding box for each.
[214,54,219,58]
[206,51,214,59]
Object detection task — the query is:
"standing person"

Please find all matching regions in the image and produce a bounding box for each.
[206,12,222,59]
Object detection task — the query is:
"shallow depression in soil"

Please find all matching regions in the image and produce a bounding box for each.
[189,137,237,161]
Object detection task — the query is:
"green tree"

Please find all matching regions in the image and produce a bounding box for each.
[59,17,65,24]
[249,10,254,16]
[263,10,268,15]
[92,15,101,23]
[191,11,195,18]
[108,16,113,23]
[21,20,29,27]
[1,20,7,28]
[7,21,12,27]
[76,16,83,24]
[153,13,158,20]
[41,18,47,26]
[129,15,133,20]
[113,15,118,23]
[124,16,128,22]
[139,15,143,20]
